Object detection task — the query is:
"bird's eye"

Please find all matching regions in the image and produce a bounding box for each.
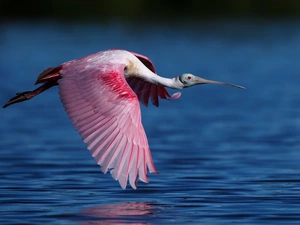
[179,74,193,84]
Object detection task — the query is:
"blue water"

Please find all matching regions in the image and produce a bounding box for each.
[1,20,300,224]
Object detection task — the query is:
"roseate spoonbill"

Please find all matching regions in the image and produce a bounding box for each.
[3,49,245,189]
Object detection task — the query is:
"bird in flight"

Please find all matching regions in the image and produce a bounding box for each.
[3,49,245,189]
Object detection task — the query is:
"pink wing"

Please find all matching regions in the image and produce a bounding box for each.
[58,64,158,189]
[126,77,172,107]
[129,51,179,107]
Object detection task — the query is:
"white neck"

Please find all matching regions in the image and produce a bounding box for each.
[133,64,183,89]
[147,73,184,89]
[125,54,184,89]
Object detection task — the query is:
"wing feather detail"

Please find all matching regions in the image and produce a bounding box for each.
[58,66,157,189]
[127,78,173,107]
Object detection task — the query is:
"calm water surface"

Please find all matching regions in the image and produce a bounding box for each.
[0,21,300,224]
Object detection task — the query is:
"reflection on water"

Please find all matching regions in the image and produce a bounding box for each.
[1,20,300,225]
[78,202,153,225]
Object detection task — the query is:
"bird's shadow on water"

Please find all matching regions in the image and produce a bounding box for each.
[73,202,160,225]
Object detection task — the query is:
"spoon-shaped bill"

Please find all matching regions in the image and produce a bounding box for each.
[195,77,246,90]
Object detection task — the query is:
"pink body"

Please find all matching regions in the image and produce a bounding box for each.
[3,49,244,189]
[49,49,178,189]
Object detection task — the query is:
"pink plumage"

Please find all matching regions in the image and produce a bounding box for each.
[3,49,244,189]
[58,52,160,189]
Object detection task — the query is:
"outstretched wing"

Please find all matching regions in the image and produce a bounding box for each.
[58,65,157,189]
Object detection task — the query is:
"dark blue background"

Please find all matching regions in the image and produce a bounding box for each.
[0,21,299,224]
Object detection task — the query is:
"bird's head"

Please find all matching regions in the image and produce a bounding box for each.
[178,73,246,90]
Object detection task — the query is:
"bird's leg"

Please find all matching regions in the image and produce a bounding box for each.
[3,81,57,108]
